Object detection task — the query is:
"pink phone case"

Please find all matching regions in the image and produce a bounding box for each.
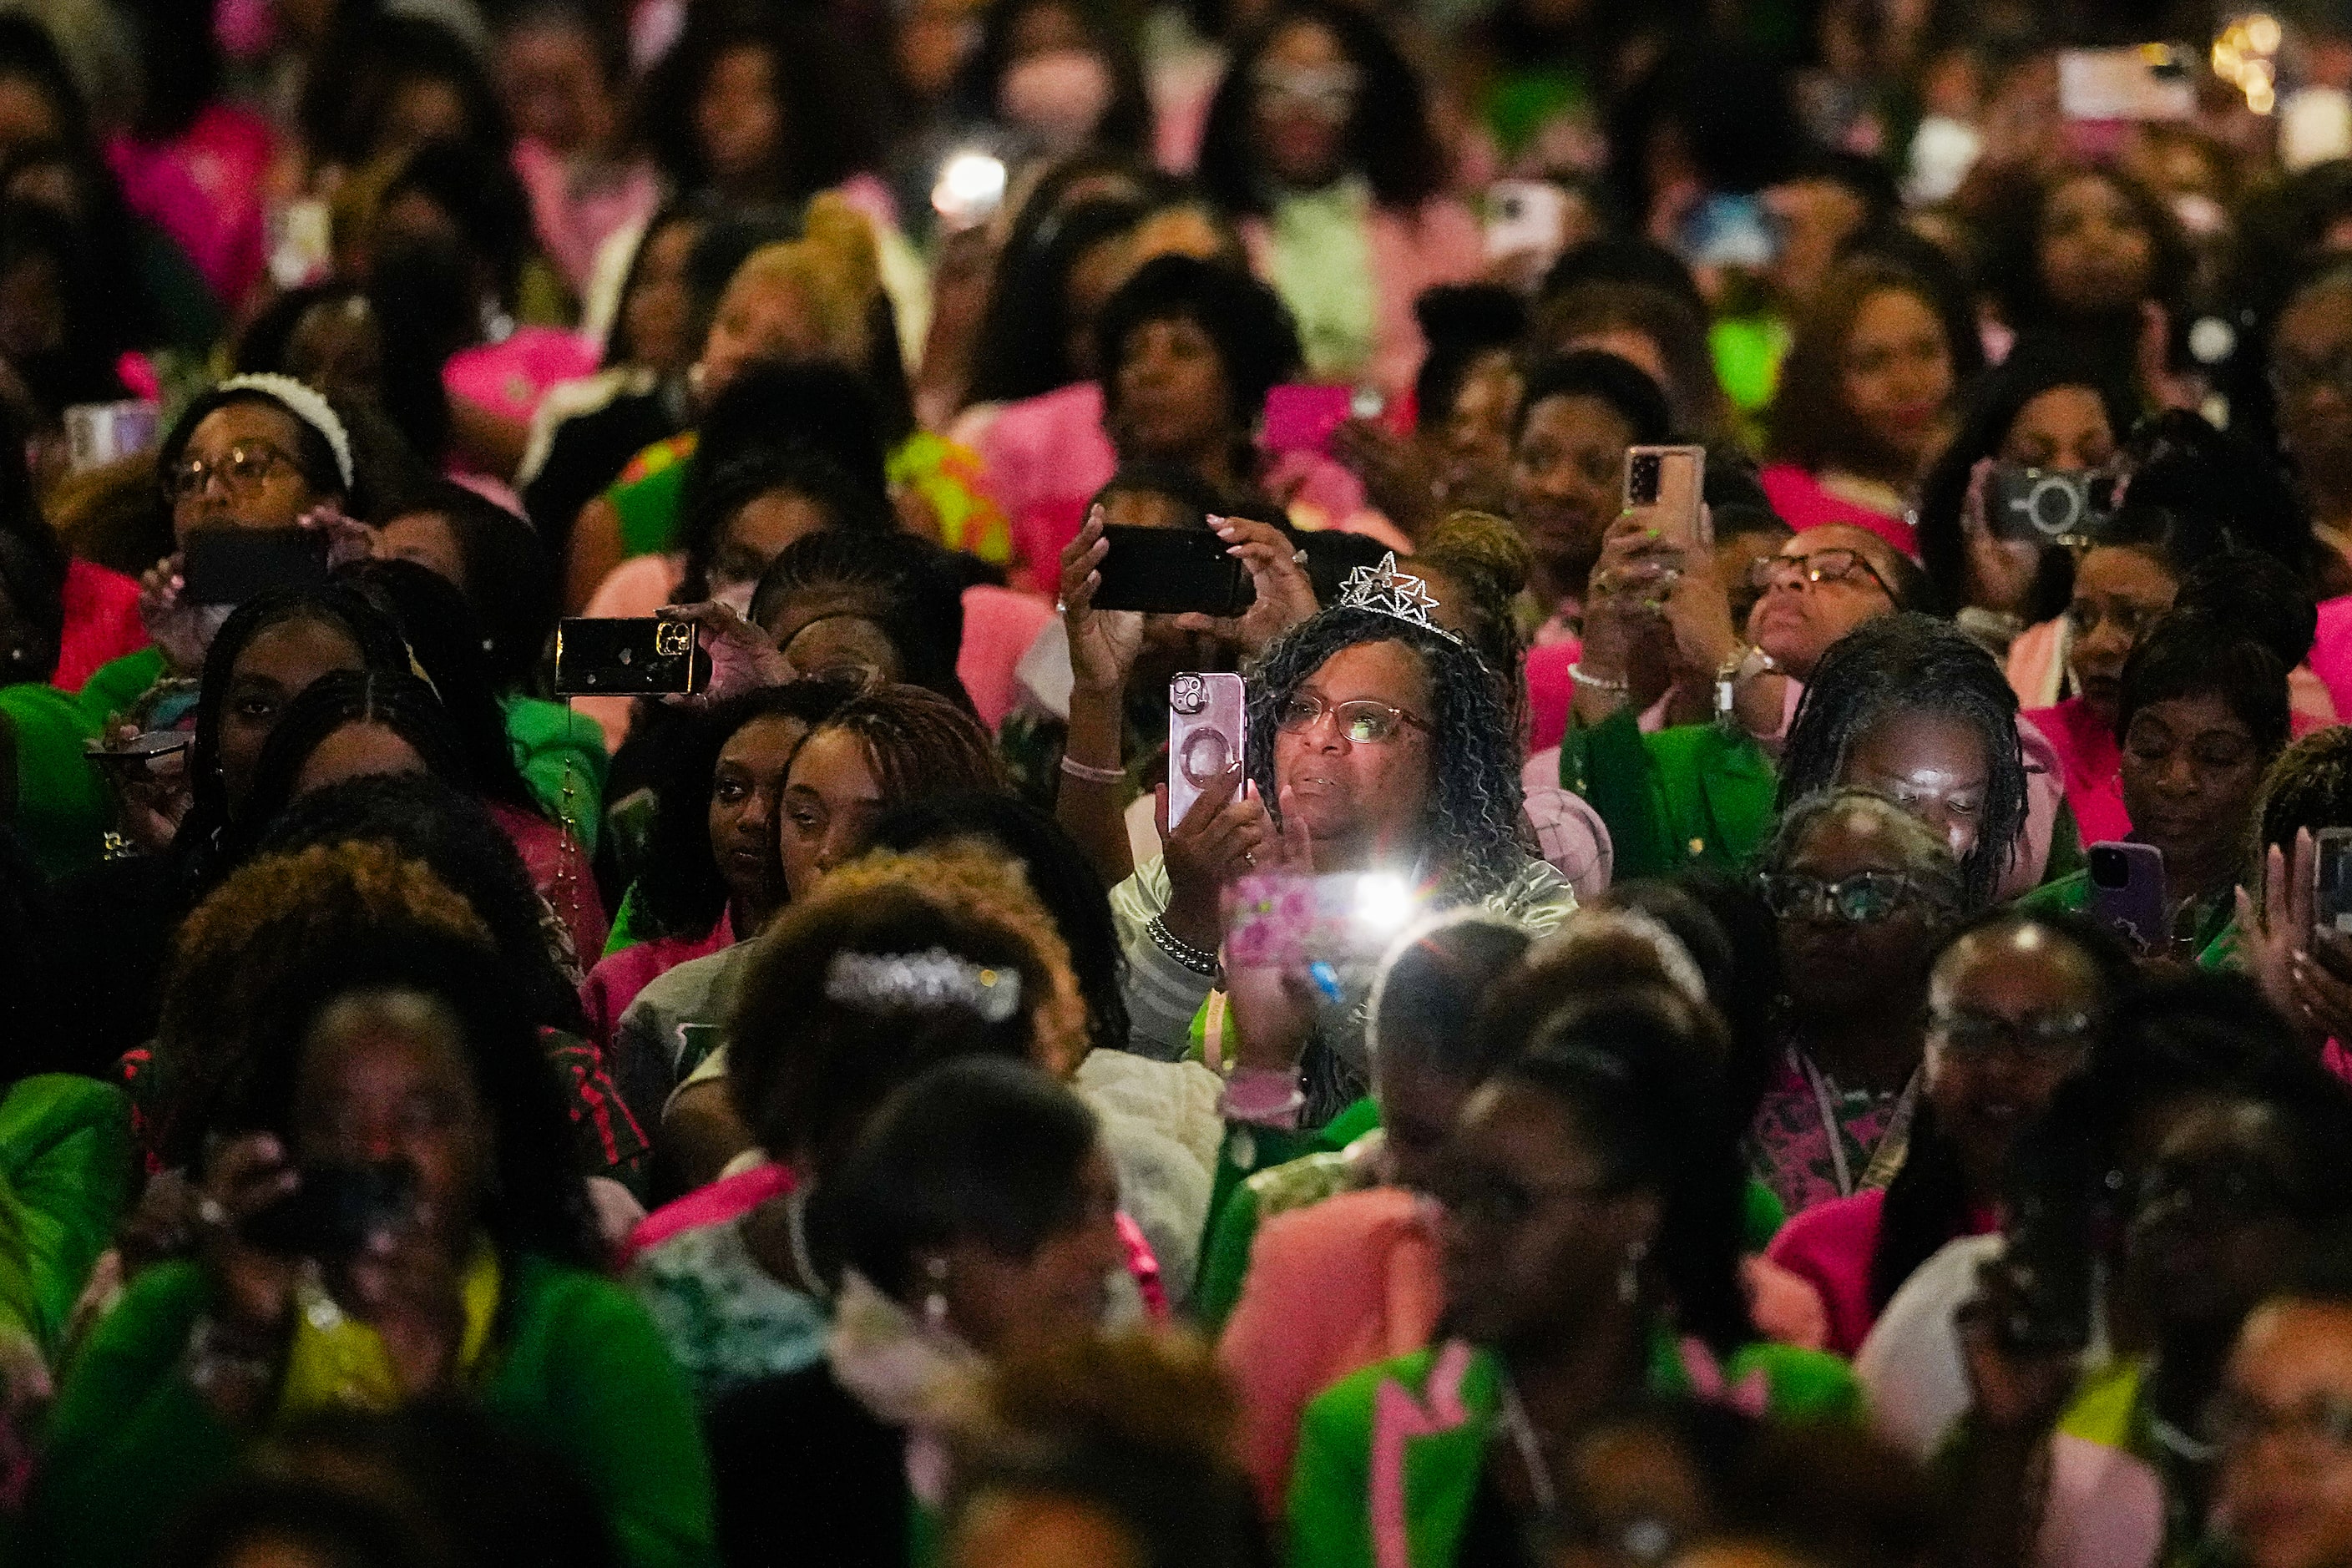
[1167,672,1247,827]
[1262,384,1354,457]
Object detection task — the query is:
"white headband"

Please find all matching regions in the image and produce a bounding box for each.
[213,373,355,491]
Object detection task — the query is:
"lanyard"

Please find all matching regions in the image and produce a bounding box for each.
[1791,1046,1922,1200]
[1497,1373,1560,1517]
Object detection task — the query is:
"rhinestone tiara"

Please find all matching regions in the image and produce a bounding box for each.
[1335,553,1458,641]
[823,946,1021,1024]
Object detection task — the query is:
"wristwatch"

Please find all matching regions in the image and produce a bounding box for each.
[1714,644,1778,724]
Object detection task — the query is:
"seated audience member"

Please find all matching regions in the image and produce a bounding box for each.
[1750,790,1965,1216]
[2208,1252,2352,1568]
[2022,609,2289,957]
[33,849,712,1568]
[943,1333,1270,1568]
[616,684,1014,1182]
[1333,285,1525,539]
[1108,558,1574,1119]
[629,846,1088,1407]
[1766,911,2130,1353]
[1193,0,1479,402]
[707,1060,1124,1567]
[2236,726,2352,1051]
[1287,986,1859,1568]
[587,682,851,1070]
[0,531,107,877]
[83,374,369,718]
[1759,256,1966,557]
[1945,1049,2352,1568]
[1507,349,1675,648]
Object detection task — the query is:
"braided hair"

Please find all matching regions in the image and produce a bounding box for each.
[803,684,1013,809]
[237,670,470,849]
[1776,613,2026,909]
[1244,606,1526,900]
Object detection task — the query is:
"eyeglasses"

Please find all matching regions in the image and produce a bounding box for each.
[2208,1388,2352,1455]
[1277,692,1431,745]
[164,441,297,505]
[1930,1006,2097,1068]
[1431,1163,1612,1232]
[1251,63,1361,119]
[1758,870,1940,923]
[1745,548,1893,599]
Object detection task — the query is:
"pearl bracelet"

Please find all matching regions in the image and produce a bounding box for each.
[1146,915,1219,978]
[1058,751,1126,786]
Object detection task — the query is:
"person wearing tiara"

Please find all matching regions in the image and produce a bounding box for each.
[627,845,1095,1412]
[1105,548,1574,1128]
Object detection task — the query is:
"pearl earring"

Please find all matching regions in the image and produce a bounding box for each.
[923,1256,950,1330]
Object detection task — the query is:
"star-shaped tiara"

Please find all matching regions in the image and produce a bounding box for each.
[1335,553,1458,641]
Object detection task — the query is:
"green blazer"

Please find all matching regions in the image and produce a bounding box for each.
[1560,708,1780,883]
[34,1253,716,1568]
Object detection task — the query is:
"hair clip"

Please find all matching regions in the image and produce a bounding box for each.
[824,946,1022,1024]
[1335,553,1459,642]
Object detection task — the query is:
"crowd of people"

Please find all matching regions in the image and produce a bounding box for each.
[10,0,2352,1565]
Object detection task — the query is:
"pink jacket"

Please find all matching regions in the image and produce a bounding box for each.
[1239,200,1484,405]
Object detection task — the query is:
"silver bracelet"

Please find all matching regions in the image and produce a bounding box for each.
[1567,662,1630,694]
[1146,915,1219,978]
[1058,751,1126,785]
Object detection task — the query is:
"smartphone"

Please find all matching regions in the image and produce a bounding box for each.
[1091,525,1252,618]
[2058,45,2195,121]
[2086,841,2168,956]
[83,730,192,776]
[1484,180,1568,261]
[1222,870,1421,972]
[1625,445,1708,550]
[553,617,706,695]
[240,1161,418,1258]
[1167,671,1245,827]
[1677,192,1779,271]
[1262,384,1356,458]
[63,401,159,473]
[1987,465,2114,545]
[1995,1109,2097,1354]
[180,527,332,606]
[2313,827,2352,935]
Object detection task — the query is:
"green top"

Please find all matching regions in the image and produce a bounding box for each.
[1560,707,1780,885]
[73,645,168,731]
[505,695,608,858]
[1289,1333,1863,1568]
[0,1076,133,1362]
[2017,869,2236,957]
[1,683,107,878]
[35,1253,716,1568]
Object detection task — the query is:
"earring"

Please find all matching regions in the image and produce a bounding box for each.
[1618,1239,1648,1306]
[923,1256,950,1331]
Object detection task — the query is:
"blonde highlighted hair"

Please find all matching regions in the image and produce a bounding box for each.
[720,192,883,367]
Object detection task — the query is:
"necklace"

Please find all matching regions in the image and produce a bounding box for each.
[784,1186,830,1302]
[1496,1372,1560,1517]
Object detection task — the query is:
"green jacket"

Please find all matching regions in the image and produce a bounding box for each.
[1288,1333,1862,1568]
[73,646,167,731]
[34,1253,716,1568]
[2017,870,2235,958]
[1,684,106,878]
[505,695,609,857]
[0,1077,132,1361]
[1560,708,1780,884]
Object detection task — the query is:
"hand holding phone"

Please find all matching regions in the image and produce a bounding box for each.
[180,528,333,606]
[1167,672,1246,827]
[2086,841,2167,956]
[553,617,708,695]
[1624,446,1708,550]
[1091,526,1252,618]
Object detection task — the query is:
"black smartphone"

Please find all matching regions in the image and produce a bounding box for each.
[240,1161,418,1258]
[553,617,707,695]
[180,527,332,605]
[1995,1110,2097,1355]
[1090,525,1252,618]
[2314,827,2352,936]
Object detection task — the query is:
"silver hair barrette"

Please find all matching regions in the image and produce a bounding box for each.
[824,947,1022,1023]
[1336,553,1459,642]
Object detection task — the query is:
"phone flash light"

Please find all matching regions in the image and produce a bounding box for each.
[1353,873,1415,937]
[933,153,1007,227]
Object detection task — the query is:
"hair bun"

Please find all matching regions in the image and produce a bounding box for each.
[801,191,883,308]
[1419,509,1530,602]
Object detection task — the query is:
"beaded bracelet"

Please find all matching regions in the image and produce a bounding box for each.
[1146,915,1219,978]
[1567,662,1631,694]
[1058,751,1126,786]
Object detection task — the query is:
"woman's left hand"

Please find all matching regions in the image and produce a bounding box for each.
[1959,459,2042,617]
[666,600,791,705]
[2239,832,2321,1043]
[1170,517,1318,656]
[297,503,381,570]
[138,554,211,674]
[341,1219,466,1398]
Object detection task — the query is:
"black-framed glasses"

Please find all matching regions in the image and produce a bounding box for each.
[1930,1006,2097,1068]
[1745,548,1891,599]
[1758,870,1939,923]
[1277,692,1431,745]
[2207,1388,2352,1454]
[164,441,297,504]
